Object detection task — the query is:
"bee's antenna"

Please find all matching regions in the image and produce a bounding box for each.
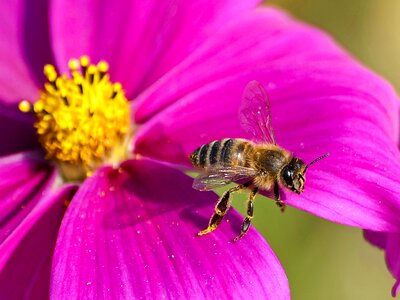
[304,152,330,174]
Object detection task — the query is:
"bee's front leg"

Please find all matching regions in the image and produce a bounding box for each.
[274,182,286,212]
[234,187,258,241]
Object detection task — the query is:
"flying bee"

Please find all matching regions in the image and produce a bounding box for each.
[190,80,329,241]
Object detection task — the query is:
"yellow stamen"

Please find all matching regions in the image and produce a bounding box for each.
[80,55,90,67]
[19,56,132,182]
[97,61,109,73]
[68,59,80,71]
[18,100,31,113]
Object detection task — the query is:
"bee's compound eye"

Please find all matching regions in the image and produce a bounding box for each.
[282,166,294,187]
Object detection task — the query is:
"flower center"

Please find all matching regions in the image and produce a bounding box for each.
[19,56,132,182]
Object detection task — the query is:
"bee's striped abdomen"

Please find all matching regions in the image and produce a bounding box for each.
[220,138,234,164]
[190,139,252,169]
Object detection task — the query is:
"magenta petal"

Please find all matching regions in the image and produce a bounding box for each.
[0,152,56,243]
[51,159,289,299]
[363,230,387,250]
[0,105,38,156]
[0,0,54,104]
[0,184,77,299]
[133,7,349,123]
[386,234,400,297]
[50,0,259,97]
[134,8,400,231]
[366,232,400,297]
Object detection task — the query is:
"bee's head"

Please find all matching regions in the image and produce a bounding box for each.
[281,158,306,194]
[281,153,329,194]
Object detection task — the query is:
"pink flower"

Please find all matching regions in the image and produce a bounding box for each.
[0,1,399,299]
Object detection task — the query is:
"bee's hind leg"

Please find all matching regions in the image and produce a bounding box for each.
[274,182,286,212]
[198,181,252,236]
[234,187,258,241]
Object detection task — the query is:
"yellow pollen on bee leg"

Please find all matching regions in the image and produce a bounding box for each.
[18,56,132,182]
[198,226,217,236]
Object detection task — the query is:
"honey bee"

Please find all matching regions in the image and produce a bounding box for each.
[190,80,329,241]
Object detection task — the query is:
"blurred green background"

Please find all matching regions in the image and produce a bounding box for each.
[232,1,399,299]
[268,0,400,91]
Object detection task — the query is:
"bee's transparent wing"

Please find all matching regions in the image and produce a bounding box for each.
[239,80,276,145]
[192,166,258,191]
